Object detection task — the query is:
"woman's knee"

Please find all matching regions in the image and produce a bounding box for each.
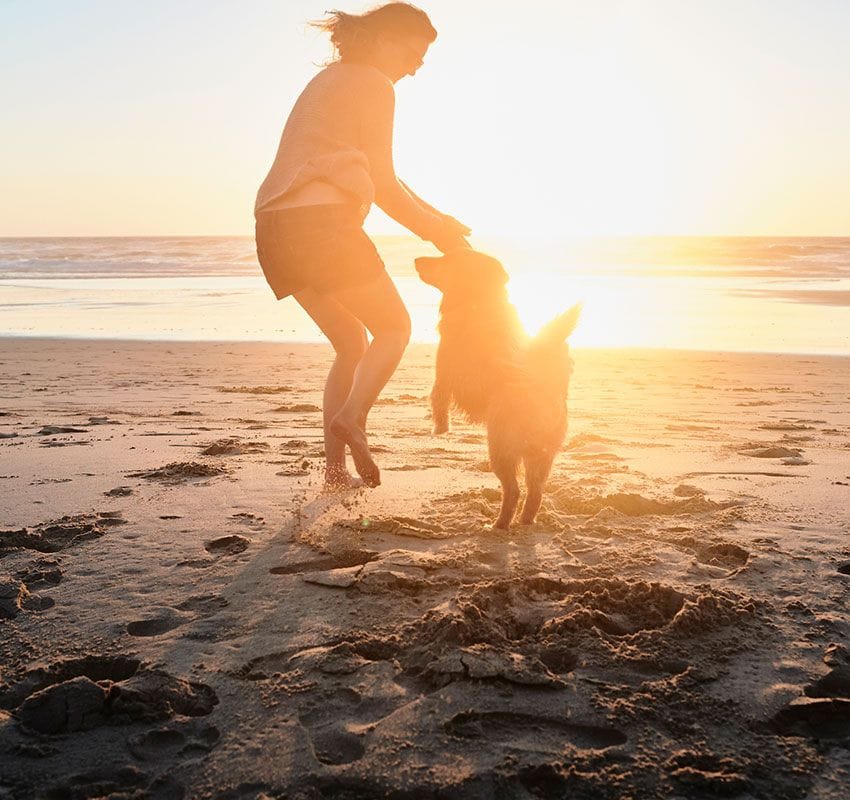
[378,307,411,352]
[333,325,369,364]
[334,272,411,349]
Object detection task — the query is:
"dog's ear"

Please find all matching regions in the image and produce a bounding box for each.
[458,250,510,286]
[487,258,510,287]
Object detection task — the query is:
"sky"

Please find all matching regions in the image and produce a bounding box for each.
[1,0,849,237]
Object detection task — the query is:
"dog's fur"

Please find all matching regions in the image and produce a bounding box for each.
[415,250,580,529]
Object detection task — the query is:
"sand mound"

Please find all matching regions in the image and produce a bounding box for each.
[37,425,88,435]
[267,577,759,694]
[1,655,217,735]
[127,461,228,482]
[200,438,270,456]
[270,404,321,413]
[332,516,451,540]
[0,512,126,557]
[217,385,293,394]
[427,484,740,534]
[739,446,802,459]
[546,486,739,517]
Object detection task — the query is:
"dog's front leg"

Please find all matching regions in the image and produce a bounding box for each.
[430,344,451,434]
[430,382,451,434]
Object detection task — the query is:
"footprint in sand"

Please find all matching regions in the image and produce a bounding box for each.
[769,698,850,739]
[126,595,228,638]
[269,550,378,575]
[695,542,750,572]
[299,687,366,765]
[175,594,229,615]
[126,609,187,637]
[42,768,183,800]
[236,647,411,768]
[1,579,55,619]
[665,751,750,796]
[128,720,220,761]
[770,644,850,739]
[204,534,250,557]
[444,710,627,752]
[230,512,265,530]
[15,558,62,588]
[805,643,850,699]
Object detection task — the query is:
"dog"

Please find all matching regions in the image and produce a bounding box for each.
[415,249,580,530]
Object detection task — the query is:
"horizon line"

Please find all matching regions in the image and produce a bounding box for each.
[2,232,850,240]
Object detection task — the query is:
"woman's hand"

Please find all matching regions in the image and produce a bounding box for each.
[430,214,472,254]
[432,232,471,254]
[440,214,472,238]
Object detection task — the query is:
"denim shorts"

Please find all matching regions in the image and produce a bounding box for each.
[255,204,386,300]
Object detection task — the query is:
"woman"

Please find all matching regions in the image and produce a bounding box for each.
[255,3,470,489]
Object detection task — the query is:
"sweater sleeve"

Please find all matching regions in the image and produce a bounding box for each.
[359,75,443,241]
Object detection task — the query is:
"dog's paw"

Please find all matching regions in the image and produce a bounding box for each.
[432,422,450,435]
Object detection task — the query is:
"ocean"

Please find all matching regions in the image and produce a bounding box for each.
[1,235,848,354]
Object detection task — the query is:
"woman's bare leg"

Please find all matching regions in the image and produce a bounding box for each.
[327,271,412,487]
[293,288,368,487]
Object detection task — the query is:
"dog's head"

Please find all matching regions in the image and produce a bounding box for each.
[415,250,509,298]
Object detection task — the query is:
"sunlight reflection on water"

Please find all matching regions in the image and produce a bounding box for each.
[1,235,848,353]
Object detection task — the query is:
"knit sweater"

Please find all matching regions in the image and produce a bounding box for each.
[255,62,441,240]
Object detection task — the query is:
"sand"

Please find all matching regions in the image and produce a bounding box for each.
[1,337,849,799]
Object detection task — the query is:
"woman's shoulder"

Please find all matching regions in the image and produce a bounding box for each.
[320,62,394,98]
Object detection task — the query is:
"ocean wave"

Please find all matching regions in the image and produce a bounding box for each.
[1,236,849,281]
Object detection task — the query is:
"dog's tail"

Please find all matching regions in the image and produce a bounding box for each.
[532,303,581,347]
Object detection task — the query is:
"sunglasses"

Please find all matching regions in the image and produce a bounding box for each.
[388,38,427,68]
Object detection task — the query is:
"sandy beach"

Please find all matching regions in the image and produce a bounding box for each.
[1,337,849,799]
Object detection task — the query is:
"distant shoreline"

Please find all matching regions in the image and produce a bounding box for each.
[2,233,850,241]
[0,334,847,360]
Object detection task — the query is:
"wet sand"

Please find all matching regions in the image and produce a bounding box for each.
[1,337,849,799]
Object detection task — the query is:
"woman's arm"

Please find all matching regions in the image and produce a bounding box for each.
[400,180,472,241]
[398,180,440,216]
[361,80,467,249]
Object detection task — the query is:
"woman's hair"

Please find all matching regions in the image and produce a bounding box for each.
[312,3,437,63]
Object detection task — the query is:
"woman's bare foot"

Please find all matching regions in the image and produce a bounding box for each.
[323,465,363,492]
[329,416,380,487]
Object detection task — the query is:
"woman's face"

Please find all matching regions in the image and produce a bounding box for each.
[374,33,431,82]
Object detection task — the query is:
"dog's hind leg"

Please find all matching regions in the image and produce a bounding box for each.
[490,449,520,530]
[519,449,557,525]
[430,343,451,434]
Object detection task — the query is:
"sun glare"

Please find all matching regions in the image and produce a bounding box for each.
[507,270,689,350]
